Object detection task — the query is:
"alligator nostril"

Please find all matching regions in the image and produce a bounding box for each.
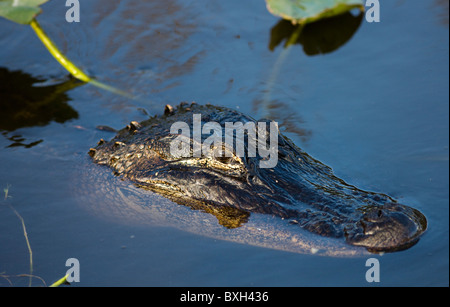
[347,204,427,252]
[363,208,383,222]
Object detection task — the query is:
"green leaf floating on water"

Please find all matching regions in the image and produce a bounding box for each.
[266,0,364,24]
[0,0,49,24]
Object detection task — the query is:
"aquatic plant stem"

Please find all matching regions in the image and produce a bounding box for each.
[284,23,304,48]
[30,18,91,82]
[89,79,136,99]
[49,274,69,287]
[30,18,136,100]
[261,23,304,118]
[3,185,33,287]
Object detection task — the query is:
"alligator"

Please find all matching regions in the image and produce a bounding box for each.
[88,102,427,254]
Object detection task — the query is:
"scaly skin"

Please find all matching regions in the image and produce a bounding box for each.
[89,102,427,253]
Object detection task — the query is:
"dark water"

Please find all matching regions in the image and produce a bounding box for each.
[0,0,448,286]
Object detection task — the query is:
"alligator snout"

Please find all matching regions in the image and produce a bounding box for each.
[345,203,427,252]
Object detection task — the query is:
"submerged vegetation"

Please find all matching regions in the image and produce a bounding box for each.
[0,185,68,287]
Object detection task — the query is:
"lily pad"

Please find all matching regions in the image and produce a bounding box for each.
[266,0,364,24]
[0,0,49,24]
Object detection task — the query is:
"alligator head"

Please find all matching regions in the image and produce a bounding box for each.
[90,103,427,253]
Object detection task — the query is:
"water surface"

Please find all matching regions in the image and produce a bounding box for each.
[0,0,448,286]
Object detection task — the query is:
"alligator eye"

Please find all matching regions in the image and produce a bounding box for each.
[212,146,237,164]
[215,156,233,164]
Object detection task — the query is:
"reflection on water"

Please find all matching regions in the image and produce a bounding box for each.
[253,98,312,142]
[434,0,449,25]
[1,133,43,149]
[269,11,364,55]
[257,11,363,140]
[0,68,82,148]
[91,0,202,97]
